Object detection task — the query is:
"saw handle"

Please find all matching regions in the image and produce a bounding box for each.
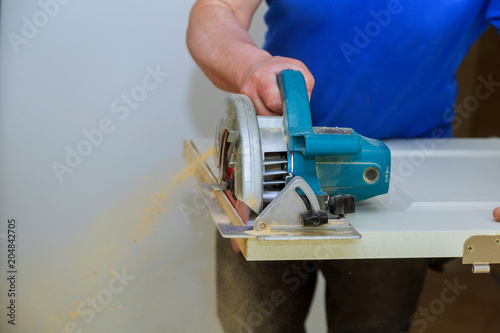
[277,69,314,135]
[276,69,361,154]
[276,69,361,196]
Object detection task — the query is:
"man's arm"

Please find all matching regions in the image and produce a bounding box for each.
[186,0,314,115]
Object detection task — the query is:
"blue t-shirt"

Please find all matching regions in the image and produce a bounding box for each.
[263,0,500,139]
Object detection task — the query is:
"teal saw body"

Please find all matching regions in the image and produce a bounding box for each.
[278,69,390,202]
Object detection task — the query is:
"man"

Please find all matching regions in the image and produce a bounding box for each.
[187,1,500,332]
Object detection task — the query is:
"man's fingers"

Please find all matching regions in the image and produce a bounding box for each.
[257,66,313,114]
[493,207,500,222]
[303,71,315,99]
[258,75,282,115]
[250,94,279,116]
[240,56,316,116]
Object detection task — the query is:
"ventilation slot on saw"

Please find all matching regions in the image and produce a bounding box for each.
[262,152,288,204]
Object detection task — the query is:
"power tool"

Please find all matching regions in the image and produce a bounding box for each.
[211,69,390,240]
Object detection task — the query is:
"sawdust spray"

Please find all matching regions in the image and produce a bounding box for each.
[14,148,214,333]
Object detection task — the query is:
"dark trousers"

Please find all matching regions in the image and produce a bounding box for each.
[216,232,428,333]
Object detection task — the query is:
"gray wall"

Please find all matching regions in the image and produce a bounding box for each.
[4,1,497,332]
[0,1,273,332]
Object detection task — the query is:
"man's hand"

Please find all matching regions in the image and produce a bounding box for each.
[187,0,314,116]
[240,56,315,116]
[494,207,500,221]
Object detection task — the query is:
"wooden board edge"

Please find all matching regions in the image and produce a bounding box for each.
[183,139,249,257]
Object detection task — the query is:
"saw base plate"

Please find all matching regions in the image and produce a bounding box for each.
[195,183,361,241]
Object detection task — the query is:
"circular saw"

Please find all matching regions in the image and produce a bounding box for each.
[212,69,391,240]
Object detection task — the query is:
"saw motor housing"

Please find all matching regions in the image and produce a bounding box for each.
[214,70,390,236]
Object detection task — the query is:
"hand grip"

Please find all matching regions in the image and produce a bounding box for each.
[276,69,314,135]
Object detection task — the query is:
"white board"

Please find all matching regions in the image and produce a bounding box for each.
[192,138,500,261]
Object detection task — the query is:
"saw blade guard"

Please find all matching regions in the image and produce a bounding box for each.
[214,94,263,214]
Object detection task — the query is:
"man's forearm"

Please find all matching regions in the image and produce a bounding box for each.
[187,0,314,115]
[186,0,269,92]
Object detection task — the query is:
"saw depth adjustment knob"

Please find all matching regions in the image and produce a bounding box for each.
[301,210,329,227]
[329,194,356,216]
